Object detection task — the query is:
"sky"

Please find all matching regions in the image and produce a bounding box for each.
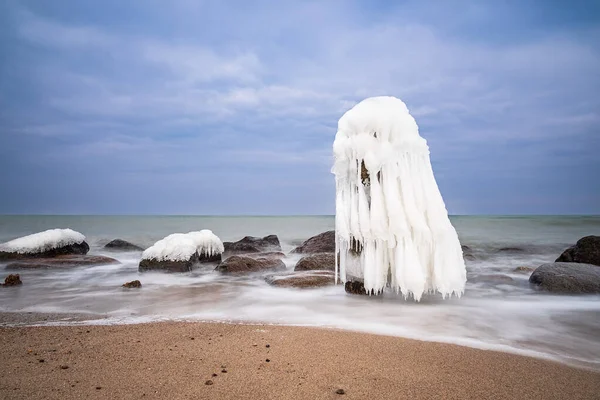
[0,0,599,215]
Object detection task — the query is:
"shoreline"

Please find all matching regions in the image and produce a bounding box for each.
[1,311,598,373]
[1,319,599,399]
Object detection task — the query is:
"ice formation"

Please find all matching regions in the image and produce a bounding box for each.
[0,228,86,254]
[141,230,224,261]
[332,96,466,301]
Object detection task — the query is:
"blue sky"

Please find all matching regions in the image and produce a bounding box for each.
[1,0,599,215]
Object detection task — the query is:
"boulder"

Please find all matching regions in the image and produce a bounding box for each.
[294,253,336,272]
[104,239,143,252]
[2,274,22,286]
[223,235,282,254]
[291,231,335,254]
[198,252,222,263]
[5,255,119,270]
[344,280,370,295]
[529,262,600,294]
[266,271,335,288]
[123,280,142,288]
[215,255,286,274]
[556,236,600,266]
[0,241,90,261]
[139,252,200,273]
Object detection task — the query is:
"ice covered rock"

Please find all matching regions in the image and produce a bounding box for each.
[215,255,285,274]
[0,229,89,260]
[139,230,224,272]
[294,253,336,272]
[265,271,335,288]
[223,235,281,254]
[291,231,335,254]
[556,236,600,266]
[332,96,466,300]
[529,262,600,294]
[6,255,119,269]
[104,239,143,252]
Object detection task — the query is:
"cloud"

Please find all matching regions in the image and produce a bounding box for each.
[1,0,599,214]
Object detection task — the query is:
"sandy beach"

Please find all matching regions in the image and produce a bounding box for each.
[1,320,599,400]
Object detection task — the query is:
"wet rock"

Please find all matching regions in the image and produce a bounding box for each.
[243,252,286,260]
[556,236,600,266]
[469,274,514,284]
[197,252,222,263]
[529,262,600,294]
[0,241,90,261]
[2,274,22,286]
[266,271,336,288]
[223,235,281,254]
[497,247,525,253]
[294,253,336,272]
[122,280,142,288]
[139,252,200,273]
[215,255,286,274]
[344,280,373,295]
[5,255,119,270]
[461,245,476,261]
[104,239,143,252]
[291,231,335,254]
[514,266,535,273]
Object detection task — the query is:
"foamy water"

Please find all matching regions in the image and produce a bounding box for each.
[1,215,599,370]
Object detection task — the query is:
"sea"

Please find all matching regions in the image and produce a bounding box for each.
[1,215,599,370]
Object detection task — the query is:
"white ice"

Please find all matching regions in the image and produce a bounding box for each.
[141,230,224,262]
[332,96,466,301]
[0,228,86,254]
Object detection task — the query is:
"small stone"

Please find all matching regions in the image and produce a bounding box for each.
[266,344,270,348]
[266,359,270,362]
[122,280,142,288]
[38,359,44,363]
[205,380,213,386]
[96,387,102,390]
[60,365,69,370]
[336,388,345,395]
[221,369,227,373]
[191,337,195,340]
[212,373,218,377]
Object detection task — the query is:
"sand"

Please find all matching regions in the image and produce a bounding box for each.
[1,321,599,400]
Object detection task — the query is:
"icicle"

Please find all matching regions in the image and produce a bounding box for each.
[332,96,466,301]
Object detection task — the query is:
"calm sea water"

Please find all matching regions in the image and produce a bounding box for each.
[1,215,599,369]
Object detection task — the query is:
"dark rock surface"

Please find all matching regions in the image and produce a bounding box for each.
[123,280,142,288]
[556,236,600,266]
[139,252,200,273]
[344,280,375,295]
[5,255,119,270]
[0,241,90,261]
[215,255,286,274]
[291,231,335,254]
[104,239,144,252]
[265,271,335,288]
[294,253,336,272]
[198,252,222,263]
[223,235,282,254]
[2,274,22,286]
[529,262,600,294]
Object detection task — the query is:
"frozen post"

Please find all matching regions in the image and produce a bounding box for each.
[332,96,466,301]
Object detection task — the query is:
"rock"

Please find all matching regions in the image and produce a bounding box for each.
[291,231,335,254]
[469,274,514,284]
[5,255,119,270]
[0,241,90,261]
[215,255,286,274]
[266,271,336,288]
[223,235,282,254]
[345,280,373,295]
[198,252,222,263]
[238,251,285,260]
[294,253,336,272]
[514,266,535,273]
[123,280,142,288]
[2,274,22,286]
[104,239,143,252]
[336,389,346,395]
[556,236,600,266]
[529,262,600,294]
[497,247,525,253]
[461,245,476,261]
[139,252,200,273]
